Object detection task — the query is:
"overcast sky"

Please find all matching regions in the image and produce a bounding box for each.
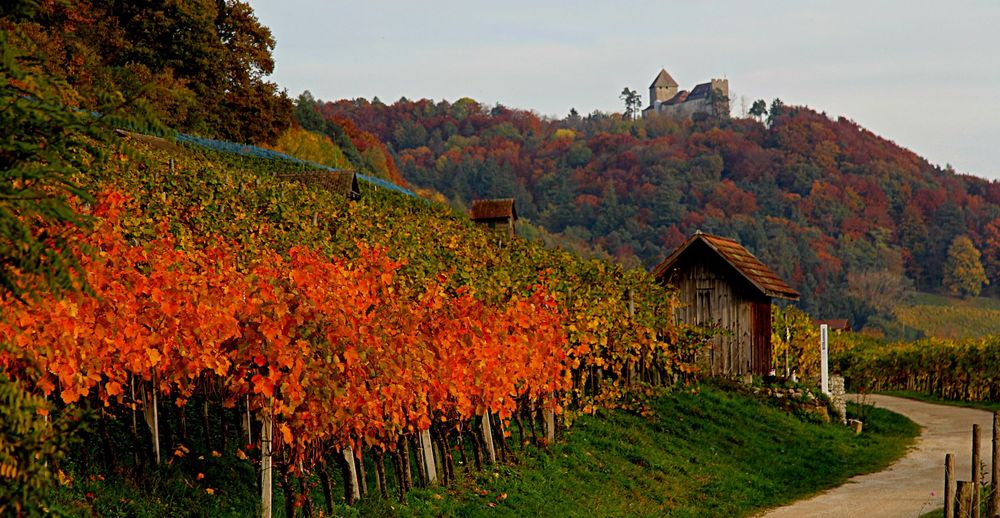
[248,0,1000,181]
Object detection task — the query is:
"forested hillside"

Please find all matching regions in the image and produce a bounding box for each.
[325,98,1000,327]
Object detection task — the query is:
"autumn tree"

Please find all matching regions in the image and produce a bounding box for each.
[0,13,117,512]
[943,235,989,298]
[0,14,138,297]
[845,269,914,328]
[5,0,291,144]
[983,218,1000,286]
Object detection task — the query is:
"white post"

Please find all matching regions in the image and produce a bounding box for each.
[481,412,496,464]
[820,324,830,395]
[418,429,437,483]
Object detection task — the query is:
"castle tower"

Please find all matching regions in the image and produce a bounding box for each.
[649,69,679,108]
[709,78,730,116]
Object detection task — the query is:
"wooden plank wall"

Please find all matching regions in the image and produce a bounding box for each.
[669,261,760,375]
[750,301,772,375]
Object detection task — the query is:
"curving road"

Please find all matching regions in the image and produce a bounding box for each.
[760,394,995,518]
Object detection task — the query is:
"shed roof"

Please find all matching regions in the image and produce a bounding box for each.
[650,69,679,88]
[652,232,800,300]
[277,170,360,199]
[115,129,186,154]
[471,198,517,221]
[814,319,850,331]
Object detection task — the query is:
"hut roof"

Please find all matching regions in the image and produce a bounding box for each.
[470,198,517,221]
[650,69,679,88]
[276,170,360,199]
[652,231,800,300]
[814,319,850,331]
[114,129,186,154]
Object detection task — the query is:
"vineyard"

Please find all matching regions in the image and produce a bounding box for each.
[894,293,1000,339]
[0,135,709,516]
[837,336,1000,404]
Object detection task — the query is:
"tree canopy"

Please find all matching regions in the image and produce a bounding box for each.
[943,235,989,298]
[325,96,1000,321]
[3,0,292,144]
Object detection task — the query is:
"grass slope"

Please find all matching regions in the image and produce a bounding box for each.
[375,385,917,518]
[50,385,916,517]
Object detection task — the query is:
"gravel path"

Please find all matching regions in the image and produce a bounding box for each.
[760,394,995,518]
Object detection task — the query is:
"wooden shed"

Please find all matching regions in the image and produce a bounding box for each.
[651,231,799,376]
[813,319,850,333]
[470,198,517,240]
[276,170,361,200]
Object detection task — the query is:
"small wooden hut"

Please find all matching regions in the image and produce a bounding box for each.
[813,319,850,333]
[652,231,799,376]
[470,198,517,240]
[276,170,361,200]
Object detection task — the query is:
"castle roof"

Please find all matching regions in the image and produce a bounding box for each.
[664,91,689,106]
[686,82,714,101]
[650,69,679,88]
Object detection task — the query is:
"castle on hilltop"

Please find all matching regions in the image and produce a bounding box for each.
[641,69,730,119]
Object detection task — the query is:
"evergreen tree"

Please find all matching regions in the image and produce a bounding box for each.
[748,99,768,122]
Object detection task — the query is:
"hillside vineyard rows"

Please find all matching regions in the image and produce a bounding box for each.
[0,133,707,511]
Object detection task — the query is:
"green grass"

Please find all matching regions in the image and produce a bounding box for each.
[378,385,918,518]
[881,390,1000,414]
[49,385,918,517]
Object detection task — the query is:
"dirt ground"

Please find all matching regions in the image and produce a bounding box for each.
[760,394,995,518]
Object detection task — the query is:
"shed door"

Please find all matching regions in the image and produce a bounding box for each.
[750,301,772,375]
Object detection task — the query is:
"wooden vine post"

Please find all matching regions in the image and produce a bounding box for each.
[544,394,555,445]
[141,372,161,465]
[627,288,636,385]
[342,447,360,503]
[974,424,982,518]
[261,406,273,518]
[481,411,496,463]
[992,412,999,518]
[242,396,252,446]
[945,453,955,518]
[419,428,438,483]
[957,481,974,518]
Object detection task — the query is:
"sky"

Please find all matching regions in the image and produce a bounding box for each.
[248,0,1000,181]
